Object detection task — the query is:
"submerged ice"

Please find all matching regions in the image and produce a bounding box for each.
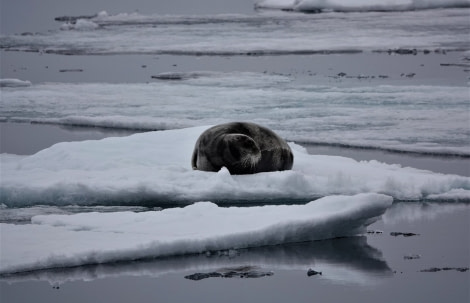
[0,193,392,274]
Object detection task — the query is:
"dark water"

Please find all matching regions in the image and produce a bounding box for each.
[1,50,467,86]
[0,122,136,155]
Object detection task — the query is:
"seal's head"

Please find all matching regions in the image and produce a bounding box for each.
[222,134,261,174]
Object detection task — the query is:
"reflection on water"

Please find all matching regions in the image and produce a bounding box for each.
[382,202,469,224]
[0,236,390,286]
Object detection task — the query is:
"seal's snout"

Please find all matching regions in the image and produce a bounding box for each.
[241,151,261,170]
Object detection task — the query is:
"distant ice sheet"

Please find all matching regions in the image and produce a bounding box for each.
[0,193,391,274]
[0,78,31,88]
[0,204,155,224]
[1,8,468,54]
[255,0,470,12]
[1,73,469,156]
[0,126,468,206]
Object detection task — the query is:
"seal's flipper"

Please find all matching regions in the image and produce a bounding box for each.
[191,147,198,170]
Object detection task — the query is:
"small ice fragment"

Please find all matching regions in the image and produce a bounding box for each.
[307,268,322,276]
[404,254,421,260]
[0,79,32,87]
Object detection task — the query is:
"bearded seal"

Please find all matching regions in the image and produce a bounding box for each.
[191,122,293,175]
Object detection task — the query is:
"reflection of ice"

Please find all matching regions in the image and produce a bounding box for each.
[0,236,391,286]
[382,202,470,224]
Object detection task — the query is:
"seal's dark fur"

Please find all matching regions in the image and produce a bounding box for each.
[192,122,293,175]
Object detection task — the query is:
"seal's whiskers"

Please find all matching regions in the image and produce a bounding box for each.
[241,152,261,169]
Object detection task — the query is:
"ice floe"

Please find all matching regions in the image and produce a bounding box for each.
[0,78,31,88]
[1,74,468,156]
[0,193,391,274]
[255,0,470,12]
[60,19,100,31]
[0,204,156,224]
[0,126,468,206]
[1,8,468,54]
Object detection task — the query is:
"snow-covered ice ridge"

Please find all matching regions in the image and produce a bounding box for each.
[1,74,469,156]
[1,126,468,206]
[1,7,468,55]
[0,193,391,274]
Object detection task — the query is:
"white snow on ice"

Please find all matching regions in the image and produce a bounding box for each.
[255,0,470,12]
[0,78,31,88]
[60,19,100,31]
[1,73,468,156]
[0,204,155,224]
[0,193,392,274]
[1,7,468,54]
[0,125,468,207]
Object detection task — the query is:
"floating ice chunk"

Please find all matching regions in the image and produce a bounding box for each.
[255,0,470,12]
[0,79,31,88]
[425,188,470,201]
[97,11,109,18]
[0,205,155,224]
[61,19,99,31]
[0,126,468,206]
[2,8,469,55]
[1,80,469,156]
[255,0,296,10]
[0,193,392,274]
